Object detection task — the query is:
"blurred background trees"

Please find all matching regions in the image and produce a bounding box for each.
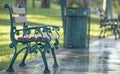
[15,0,27,8]
[1,0,120,16]
[41,0,50,8]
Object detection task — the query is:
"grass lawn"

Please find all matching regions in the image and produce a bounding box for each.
[0,0,102,71]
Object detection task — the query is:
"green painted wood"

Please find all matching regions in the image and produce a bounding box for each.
[65,8,89,16]
[60,0,90,49]
[64,8,90,48]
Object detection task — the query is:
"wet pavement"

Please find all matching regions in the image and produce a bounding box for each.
[1,36,120,74]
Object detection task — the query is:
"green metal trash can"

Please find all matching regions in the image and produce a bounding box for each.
[64,8,90,49]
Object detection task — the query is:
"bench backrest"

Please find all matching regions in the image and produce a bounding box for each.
[100,19,119,26]
[4,4,27,27]
[4,4,28,42]
[4,4,60,43]
[11,7,26,23]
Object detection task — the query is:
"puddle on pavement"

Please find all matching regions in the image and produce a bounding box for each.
[1,38,120,74]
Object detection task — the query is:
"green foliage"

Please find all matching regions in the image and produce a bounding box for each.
[113,0,120,14]
[0,0,15,10]
[51,0,60,4]
[90,0,103,9]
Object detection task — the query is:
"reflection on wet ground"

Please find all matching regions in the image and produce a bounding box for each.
[1,37,120,74]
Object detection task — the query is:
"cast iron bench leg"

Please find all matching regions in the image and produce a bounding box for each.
[117,29,120,38]
[6,47,18,72]
[113,28,117,39]
[51,48,59,68]
[99,29,103,38]
[103,28,107,38]
[38,49,50,73]
[19,49,28,67]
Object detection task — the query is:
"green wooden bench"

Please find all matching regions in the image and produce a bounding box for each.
[4,4,60,73]
[99,18,120,39]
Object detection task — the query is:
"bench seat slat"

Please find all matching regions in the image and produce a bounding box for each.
[13,16,26,23]
[18,35,58,41]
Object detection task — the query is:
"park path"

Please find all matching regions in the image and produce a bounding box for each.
[1,36,120,74]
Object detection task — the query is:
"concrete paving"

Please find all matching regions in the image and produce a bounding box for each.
[1,37,120,74]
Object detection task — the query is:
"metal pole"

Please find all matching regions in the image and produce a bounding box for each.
[60,0,67,47]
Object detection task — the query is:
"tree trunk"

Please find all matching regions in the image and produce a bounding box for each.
[107,0,113,19]
[83,0,89,8]
[16,0,27,11]
[102,0,111,19]
[103,0,107,14]
[41,0,50,8]
[32,0,35,8]
[67,0,71,7]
